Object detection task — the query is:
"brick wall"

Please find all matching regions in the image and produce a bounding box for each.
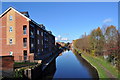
[0,56,14,77]
[0,8,32,61]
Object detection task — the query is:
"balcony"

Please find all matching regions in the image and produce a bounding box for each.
[23,42,27,48]
[23,30,27,35]
[23,38,27,48]
[23,25,27,35]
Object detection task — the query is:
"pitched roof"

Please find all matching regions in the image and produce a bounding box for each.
[0,7,31,21]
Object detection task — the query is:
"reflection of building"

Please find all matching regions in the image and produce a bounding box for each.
[55,42,65,47]
[0,7,55,61]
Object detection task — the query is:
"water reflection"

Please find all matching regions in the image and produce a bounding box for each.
[73,51,98,78]
[40,50,98,79]
[54,50,95,78]
[59,53,62,56]
[39,59,56,80]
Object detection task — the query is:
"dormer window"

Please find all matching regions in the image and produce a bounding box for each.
[9,16,13,21]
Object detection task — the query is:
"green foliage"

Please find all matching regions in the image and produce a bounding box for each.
[14,68,25,78]
[73,25,119,76]
[14,62,37,65]
[91,50,95,56]
[82,53,119,78]
[89,27,105,56]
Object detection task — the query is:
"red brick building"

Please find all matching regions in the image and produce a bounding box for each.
[0,7,55,62]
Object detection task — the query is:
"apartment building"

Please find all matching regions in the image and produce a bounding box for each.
[0,7,55,61]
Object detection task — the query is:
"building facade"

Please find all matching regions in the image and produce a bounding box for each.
[0,7,55,61]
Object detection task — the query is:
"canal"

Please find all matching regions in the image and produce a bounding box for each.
[53,50,98,79]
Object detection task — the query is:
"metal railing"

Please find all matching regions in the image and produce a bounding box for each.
[23,42,27,48]
[23,30,27,35]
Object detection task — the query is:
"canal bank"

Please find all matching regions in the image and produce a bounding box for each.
[73,48,120,79]
[81,53,119,79]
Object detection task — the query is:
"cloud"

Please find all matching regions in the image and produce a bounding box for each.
[55,35,69,42]
[55,35,61,41]
[103,18,112,23]
[61,38,68,41]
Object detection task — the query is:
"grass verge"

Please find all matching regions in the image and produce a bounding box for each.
[81,53,119,78]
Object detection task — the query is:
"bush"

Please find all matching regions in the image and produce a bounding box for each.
[14,68,25,78]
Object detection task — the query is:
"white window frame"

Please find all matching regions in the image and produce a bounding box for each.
[31,43,34,47]
[9,38,13,45]
[37,30,39,35]
[9,51,13,55]
[9,16,13,21]
[41,32,43,36]
[38,49,40,53]
[38,39,39,44]
[42,40,43,45]
[23,25,27,35]
[9,26,13,32]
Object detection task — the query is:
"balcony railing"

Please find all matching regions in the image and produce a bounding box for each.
[23,42,27,48]
[23,30,27,35]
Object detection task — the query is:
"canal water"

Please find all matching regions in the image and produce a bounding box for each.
[53,50,98,78]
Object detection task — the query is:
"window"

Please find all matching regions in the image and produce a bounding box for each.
[38,39,39,44]
[39,31,41,35]
[38,49,40,53]
[9,26,13,32]
[31,31,33,36]
[23,25,27,35]
[42,40,43,45]
[30,24,34,27]
[9,38,12,45]
[9,16,13,21]
[23,50,27,61]
[31,43,34,47]
[41,32,43,36]
[9,51,13,55]
[23,38,27,48]
[37,30,39,35]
